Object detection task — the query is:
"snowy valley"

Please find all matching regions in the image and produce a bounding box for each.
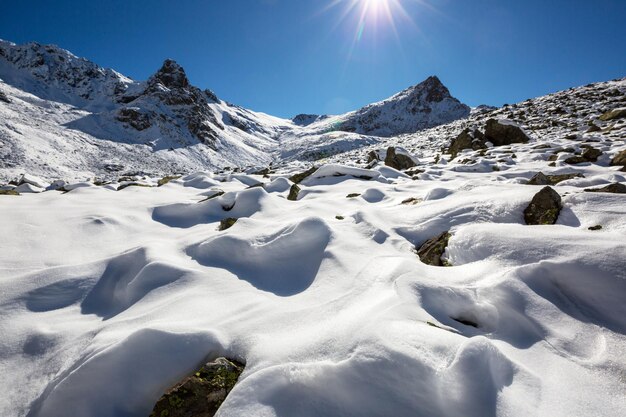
[0,39,626,417]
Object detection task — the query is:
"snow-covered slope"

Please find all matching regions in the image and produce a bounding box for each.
[1,39,626,417]
[306,75,470,137]
[0,40,471,181]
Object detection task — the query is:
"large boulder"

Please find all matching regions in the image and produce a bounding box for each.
[384,147,416,170]
[523,186,562,225]
[447,128,486,159]
[150,357,244,417]
[416,231,451,266]
[484,119,531,146]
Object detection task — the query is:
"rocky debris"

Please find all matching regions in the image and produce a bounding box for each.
[581,146,602,162]
[150,357,244,417]
[527,171,584,185]
[0,189,19,196]
[484,119,531,146]
[584,183,626,194]
[0,90,11,103]
[346,193,361,198]
[588,225,603,231]
[287,184,301,201]
[199,190,225,203]
[523,186,562,225]
[416,231,451,266]
[586,122,602,133]
[219,218,238,231]
[289,166,317,184]
[158,176,181,187]
[565,147,602,164]
[447,128,486,159]
[599,108,626,121]
[384,147,416,170]
[610,149,626,167]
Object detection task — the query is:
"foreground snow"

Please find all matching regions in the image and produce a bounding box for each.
[1,149,625,416]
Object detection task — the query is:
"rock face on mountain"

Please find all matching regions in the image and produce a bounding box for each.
[116,59,225,147]
[0,40,131,110]
[335,76,470,137]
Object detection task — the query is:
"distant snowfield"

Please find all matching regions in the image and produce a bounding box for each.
[1,149,625,416]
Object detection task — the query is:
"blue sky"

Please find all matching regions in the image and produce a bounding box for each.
[1,0,625,118]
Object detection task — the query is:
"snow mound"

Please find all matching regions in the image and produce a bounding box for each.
[188,217,332,296]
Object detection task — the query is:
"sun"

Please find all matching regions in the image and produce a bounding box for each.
[324,0,417,42]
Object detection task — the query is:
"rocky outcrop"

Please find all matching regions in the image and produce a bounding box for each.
[384,147,416,170]
[116,108,152,131]
[484,119,531,146]
[219,218,238,231]
[0,90,11,103]
[416,231,451,266]
[150,357,244,417]
[292,114,328,126]
[524,186,562,225]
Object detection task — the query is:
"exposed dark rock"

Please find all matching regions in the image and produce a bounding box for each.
[584,183,626,194]
[588,225,603,231]
[117,183,152,191]
[158,176,181,187]
[150,357,244,417]
[367,150,380,163]
[524,186,562,225]
[149,59,190,89]
[447,128,486,159]
[527,171,584,185]
[586,123,602,133]
[287,184,301,201]
[292,114,328,126]
[416,231,451,266]
[384,147,416,170]
[599,108,626,121]
[0,90,11,103]
[610,149,626,166]
[289,167,317,184]
[0,189,19,196]
[346,193,361,198]
[219,218,238,231]
[116,108,151,131]
[581,147,602,162]
[484,119,531,146]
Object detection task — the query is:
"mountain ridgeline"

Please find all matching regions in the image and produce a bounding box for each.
[0,39,474,180]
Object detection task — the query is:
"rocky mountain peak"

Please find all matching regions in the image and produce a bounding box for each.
[407,75,451,103]
[149,59,190,89]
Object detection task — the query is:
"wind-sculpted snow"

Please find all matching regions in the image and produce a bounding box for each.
[1,155,625,416]
[188,217,332,296]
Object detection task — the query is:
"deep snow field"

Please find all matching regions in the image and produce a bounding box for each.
[1,128,626,417]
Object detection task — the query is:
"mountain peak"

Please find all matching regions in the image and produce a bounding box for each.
[149,59,189,89]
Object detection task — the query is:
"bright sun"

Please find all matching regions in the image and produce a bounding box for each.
[325,0,419,42]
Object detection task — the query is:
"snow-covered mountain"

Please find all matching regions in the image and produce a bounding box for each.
[0,40,470,181]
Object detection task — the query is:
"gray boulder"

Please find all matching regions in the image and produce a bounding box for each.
[484,119,531,146]
[524,186,562,225]
[384,147,416,170]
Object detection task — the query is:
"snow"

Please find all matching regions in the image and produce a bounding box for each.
[1,151,626,416]
[0,39,626,417]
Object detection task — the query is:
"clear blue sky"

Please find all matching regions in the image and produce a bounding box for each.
[1,0,625,118]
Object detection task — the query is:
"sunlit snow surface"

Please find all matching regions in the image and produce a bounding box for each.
[1,151,626,417]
